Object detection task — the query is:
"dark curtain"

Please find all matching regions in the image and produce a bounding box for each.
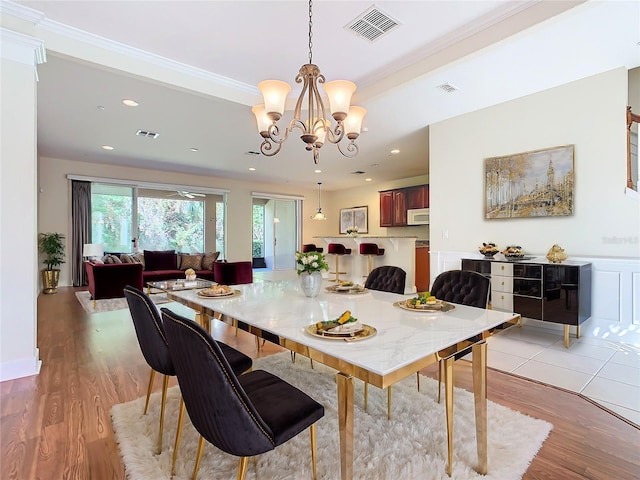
[71,180,91,286]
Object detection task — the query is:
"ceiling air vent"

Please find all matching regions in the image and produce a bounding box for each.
[136,129,159,139]
[346,6,399,42]
[436,83,459,93]
[352,170,366,175]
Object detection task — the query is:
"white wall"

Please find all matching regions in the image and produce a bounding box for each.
[0,30,42,381]
[430,68,640,345]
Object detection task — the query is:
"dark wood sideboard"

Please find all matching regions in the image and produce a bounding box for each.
[462,258,592,348]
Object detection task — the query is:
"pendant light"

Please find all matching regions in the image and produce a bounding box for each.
[311,182,326,220]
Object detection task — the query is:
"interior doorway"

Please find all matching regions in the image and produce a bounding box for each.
[252,195,300,270]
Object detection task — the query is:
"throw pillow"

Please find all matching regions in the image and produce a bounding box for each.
[143,250,177,271]
[103,254,122,264]
[201,252,220,270]
[120,254,135,263]
[132,252,145,269]
[180,254,204,271]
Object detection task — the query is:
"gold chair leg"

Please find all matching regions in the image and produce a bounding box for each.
[363,382,368,413]
[144,368,156,415]
[444,357,454,476]
[310,424,318,480]
[157,374,169,454]
[237,457,249,480]
[416,372,420,392]
[192,436,205,480]
[387,386,392,420]
[171,397,185,476]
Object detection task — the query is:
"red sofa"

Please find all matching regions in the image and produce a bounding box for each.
[84,251,250,300]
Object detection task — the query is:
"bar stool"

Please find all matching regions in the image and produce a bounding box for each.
[359,243,385,276]
[302,243,323,253]
[327,243,351,282]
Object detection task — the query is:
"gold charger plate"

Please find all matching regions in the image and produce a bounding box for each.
[196,289,241,298]
[394,300,455,313]
[325,285,368,294]
[305,324,377,342]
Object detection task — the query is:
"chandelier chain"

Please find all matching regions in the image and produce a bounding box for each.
[308,0,313,64]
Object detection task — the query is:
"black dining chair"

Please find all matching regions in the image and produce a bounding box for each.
[123,286,252,474]
[161,307,325,480]
[362,265,407,418]
[425,270,490,401]
[364,265,406,294]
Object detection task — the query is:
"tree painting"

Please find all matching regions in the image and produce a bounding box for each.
[485,145,574,219]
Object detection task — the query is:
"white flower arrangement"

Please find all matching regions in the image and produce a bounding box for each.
[346,226,359,235]
[295,251,329,275]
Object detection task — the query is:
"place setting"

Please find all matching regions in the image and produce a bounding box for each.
[305,309,377,342]
[325,280,369,295]
[196,284,242,299]
[393,292,455,313]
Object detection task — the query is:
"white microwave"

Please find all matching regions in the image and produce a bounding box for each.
[407,208,429,225]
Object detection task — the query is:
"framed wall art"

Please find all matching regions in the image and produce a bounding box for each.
[485,144,575,219]
[339,206,368,234]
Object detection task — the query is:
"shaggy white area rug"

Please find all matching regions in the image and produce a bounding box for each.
[111,352,552,480]
[75,290,169,314]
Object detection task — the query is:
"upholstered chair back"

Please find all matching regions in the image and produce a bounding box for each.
[213,261,253,285]
[123,285,174,376]
[364,266,406,294]
[161,308,277,456]
[430,270,490,308]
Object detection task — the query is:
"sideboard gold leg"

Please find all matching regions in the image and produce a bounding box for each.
[444,356,454,476]
[564,325,569,348]
[576,325,581,338]
[472,342,488,475]
[337,372,354,480]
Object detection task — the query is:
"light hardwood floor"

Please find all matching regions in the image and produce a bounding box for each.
[1,287,639,479]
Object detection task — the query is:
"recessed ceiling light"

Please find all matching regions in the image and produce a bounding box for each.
[365,178,372,182]
[390,149,400,155]
[190,148,199,152]
[122,99,139,107]
[249,167,256,171]
[314,169,322,173]
[101,145,114,151]
[97,105,105,111]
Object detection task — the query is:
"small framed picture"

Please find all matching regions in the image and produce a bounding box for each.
[339,206,368,234]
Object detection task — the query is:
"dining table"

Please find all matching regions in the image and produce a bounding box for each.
[166,279,520,480]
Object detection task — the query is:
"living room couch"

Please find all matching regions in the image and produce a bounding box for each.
[85,250,219,300]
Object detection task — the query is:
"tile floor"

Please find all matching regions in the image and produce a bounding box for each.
[483,322,640,425]
[253,269,640,425]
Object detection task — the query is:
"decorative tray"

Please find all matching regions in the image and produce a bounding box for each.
[393,300,455,313]
[196,288,241,298]
[504,255,535,261]
[325,285,368,294]
[305,324,377,341]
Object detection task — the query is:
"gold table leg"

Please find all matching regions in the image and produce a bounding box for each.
[444,356,454,476]
[194,310,211,332]
[337,372,354,480]
[472,342,488,475]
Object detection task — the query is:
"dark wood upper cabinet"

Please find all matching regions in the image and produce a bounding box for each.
[379,184,428,227]
[407,185,429,209]
[379,191,394,227]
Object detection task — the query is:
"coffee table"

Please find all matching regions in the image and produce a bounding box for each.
[146,278,213,295]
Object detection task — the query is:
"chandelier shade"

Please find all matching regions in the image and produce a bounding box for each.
[252,0,366,164]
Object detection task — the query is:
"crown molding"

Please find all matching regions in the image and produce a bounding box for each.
[0,0,45,24]
[0,28,46,65]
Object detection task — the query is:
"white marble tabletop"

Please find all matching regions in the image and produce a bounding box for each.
[167,279,518,378]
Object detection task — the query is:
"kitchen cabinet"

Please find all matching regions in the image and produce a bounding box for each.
[462,258,591,347]
[415,245,430,292]
[379,184,428,227]
[408,185,429,209]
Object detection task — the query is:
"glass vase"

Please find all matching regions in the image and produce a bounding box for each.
[300,271,323,298]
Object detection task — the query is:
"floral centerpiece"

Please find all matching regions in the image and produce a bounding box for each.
[295,251,329,297]
[346,226,359,237]
[184,268,196,281]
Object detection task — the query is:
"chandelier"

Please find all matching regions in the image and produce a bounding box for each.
[252,0,366,164]
[311,182,327,220]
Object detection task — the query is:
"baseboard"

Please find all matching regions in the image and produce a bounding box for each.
[0,349,41,381]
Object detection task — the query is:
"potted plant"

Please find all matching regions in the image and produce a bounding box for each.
[39,232,66,294]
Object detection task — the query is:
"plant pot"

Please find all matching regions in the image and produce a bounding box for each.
[299,271,323,298]
[42,269,60,294]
